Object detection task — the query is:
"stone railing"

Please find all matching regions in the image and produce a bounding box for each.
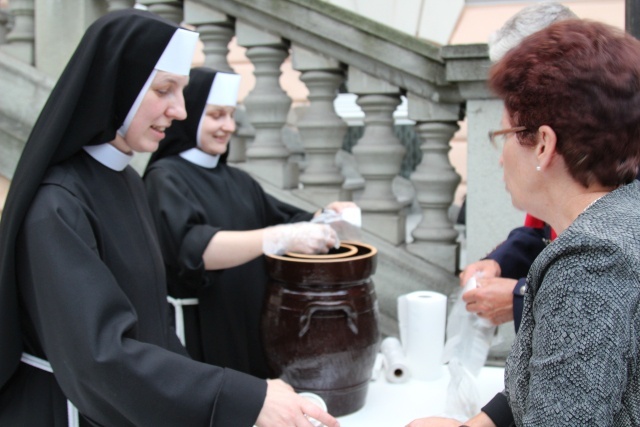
[0,0,525,349]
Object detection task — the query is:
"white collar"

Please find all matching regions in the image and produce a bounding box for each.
[179,148,220,169]
[83,143,133,171]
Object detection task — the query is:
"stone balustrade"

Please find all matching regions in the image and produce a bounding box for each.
[0,0,499,271]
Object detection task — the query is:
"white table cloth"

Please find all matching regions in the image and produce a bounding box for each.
[337,366,505,426]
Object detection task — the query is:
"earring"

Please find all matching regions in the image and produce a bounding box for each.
[536,165,541,171]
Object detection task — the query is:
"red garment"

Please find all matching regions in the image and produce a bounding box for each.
[524,214,557,240]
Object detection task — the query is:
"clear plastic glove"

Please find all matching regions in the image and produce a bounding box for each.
[323,201,359,215]
[312,207,361,242]
[263,222,339,255]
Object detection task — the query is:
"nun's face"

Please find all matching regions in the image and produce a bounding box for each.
[121,71,189,153]
[198,104,236,155]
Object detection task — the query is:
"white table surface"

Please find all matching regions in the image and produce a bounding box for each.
[336,366,505,426]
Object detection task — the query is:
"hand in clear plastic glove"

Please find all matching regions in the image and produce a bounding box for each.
[263,222,339,255]
[322,201,358,214]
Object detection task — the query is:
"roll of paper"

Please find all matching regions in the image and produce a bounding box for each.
[380,336,411,383]
[370,352,385,382]
[398,291,447,381]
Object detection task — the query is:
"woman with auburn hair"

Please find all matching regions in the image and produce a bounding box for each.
[407,19,640,427]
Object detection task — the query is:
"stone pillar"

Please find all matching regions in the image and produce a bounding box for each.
[406,95,461,273]
[236,20,295,189]
[442,44,524,361]
[349,67,409,245]
[106,0,135,11]
[1,0,34,64]
[291,45,348,206]
[0,8,10,45]
[227,105,254,163]
[441,44,524,265]
[184,0,234,72]
[33,0,106,78]
[138,0,183,24]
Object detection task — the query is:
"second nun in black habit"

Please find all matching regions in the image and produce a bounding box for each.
[0,10,338,427]
[144,67,357,378]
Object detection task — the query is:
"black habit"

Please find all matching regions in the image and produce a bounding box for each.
[144,68,312,378]
[0,11,265,427]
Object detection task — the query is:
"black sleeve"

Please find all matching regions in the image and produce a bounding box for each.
[145,168,217,289]
[259,187,313,226]
[482,393,515,427]
[485,226,547,279]
[18,186,266,427]
[512,279,526,333]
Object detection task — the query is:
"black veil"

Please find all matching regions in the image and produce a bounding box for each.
[146,66,228,170]
[0,9,184,387]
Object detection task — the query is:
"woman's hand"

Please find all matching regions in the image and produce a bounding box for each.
[263,223,338,255]
[405,417,461,427]
[459,259,501,286]
[406,412,496,427]
[462,277,516,325]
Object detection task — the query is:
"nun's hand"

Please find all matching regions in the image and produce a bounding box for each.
[255,379,339,427]
[263,223,339,255]
[322,201,358,214]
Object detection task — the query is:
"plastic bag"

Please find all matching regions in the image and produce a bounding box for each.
[311,207,362,242]
[442,276,496,419]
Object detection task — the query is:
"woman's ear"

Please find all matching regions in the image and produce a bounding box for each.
[536,125,557,171]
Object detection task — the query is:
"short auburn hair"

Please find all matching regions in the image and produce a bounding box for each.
[489,19,640,187]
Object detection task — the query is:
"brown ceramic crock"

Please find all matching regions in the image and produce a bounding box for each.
[261,241,380,417]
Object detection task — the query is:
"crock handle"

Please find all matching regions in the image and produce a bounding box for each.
[299,302,358,337]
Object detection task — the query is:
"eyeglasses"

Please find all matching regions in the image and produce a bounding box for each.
[488,126,527,149]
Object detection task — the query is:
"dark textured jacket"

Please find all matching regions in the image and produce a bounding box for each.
[503,182,640,426]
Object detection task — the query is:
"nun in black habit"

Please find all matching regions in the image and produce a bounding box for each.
[144,67,356,377]
[0,10,338,427]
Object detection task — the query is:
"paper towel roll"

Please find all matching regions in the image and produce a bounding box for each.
[380,336,411,383]
[370,352,385,381]
[398,291,447,381]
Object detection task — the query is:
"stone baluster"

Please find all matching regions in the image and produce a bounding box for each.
[349,67,409,245]
[184,1,234,72]
[291,45,348,206]
[1,0,34,64]
[406,94,461,273]
[106,0,135,11]
[236,20,295,188]
[0,8,11,45]
[441,44,524,267]
[227,105,254,163]
[138,0,182,24]
[33,0,105,78]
